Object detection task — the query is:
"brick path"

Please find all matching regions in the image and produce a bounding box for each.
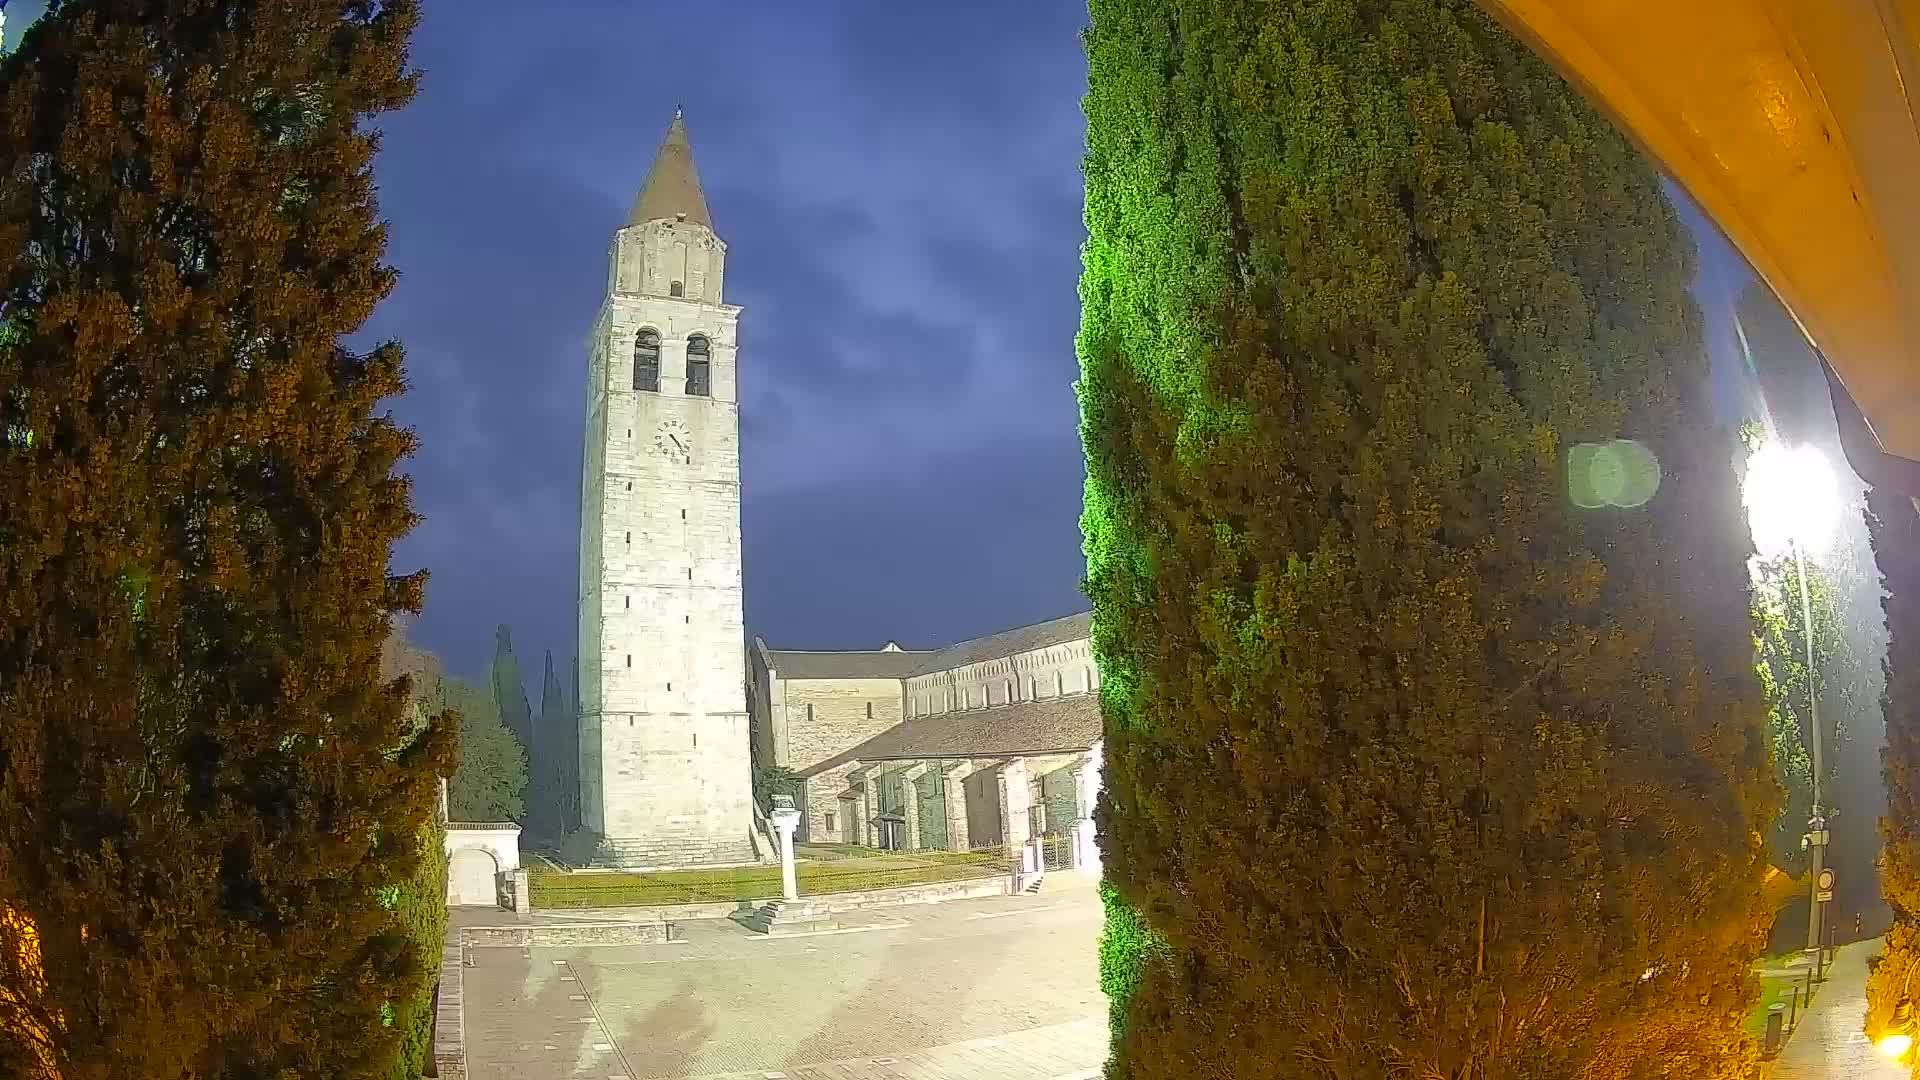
[1769,939,1906,1079]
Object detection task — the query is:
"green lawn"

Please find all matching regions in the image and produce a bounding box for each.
[530,848,1006,908]
[1746,965,1815,1041]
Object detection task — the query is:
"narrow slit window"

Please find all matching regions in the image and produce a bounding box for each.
[625,655,631,667]
[685,335,711,397]
[633,329,660,392]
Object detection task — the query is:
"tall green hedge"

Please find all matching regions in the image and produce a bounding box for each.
[383,817,448,1080]
[1076,1,1776,1075]
[1867,486,1920,1040]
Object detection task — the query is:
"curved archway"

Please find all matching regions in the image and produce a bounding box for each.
[446,846,500,907]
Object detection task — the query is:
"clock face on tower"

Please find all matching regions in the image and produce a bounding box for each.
[654,418,691,464]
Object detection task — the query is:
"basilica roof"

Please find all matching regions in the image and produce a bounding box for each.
[906,611,1092,677]
[762,647,933,681]
[797,692,1102,776]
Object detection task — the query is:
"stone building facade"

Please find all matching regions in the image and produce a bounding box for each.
[574,114,756,867]
[747,613,1104,876]
[563,114,1097,875]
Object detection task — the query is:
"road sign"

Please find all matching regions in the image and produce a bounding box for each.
[1818,868,1836,892]
[1817,890,1835,902]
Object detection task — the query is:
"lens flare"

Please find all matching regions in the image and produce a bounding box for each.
[1876,1032,1913,1060]
[1569,440,1661,509]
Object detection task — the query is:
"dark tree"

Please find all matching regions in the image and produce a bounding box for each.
[0,3,450,1077]
[435,672,525,823]
[1076,1,1776,1075]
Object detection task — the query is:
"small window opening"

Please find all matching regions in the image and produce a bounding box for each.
[626,482,632,491]
[806,704,814,723]
[667,682,672,691]
[625,531,631,545]
[865,701,873,719]
[625,655,631,667]
[681,508,687,520]
[669,280,684,297]
[624,596,630,609]
[686,335,711,397]
[825,811,836,832]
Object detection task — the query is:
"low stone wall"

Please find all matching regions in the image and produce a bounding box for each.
[807,876,1010,911]
[540,877,1010,922]
[432,940,465,1079]
[460,920,677,947]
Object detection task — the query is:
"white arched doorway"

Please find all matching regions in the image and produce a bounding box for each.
[447,847,499,907]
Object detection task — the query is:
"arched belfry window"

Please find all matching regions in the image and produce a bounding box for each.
[633,329,660,392]
[685,335,711,397]
[669,280,685,298]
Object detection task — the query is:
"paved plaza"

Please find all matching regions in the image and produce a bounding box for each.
[462,883,1107,1080]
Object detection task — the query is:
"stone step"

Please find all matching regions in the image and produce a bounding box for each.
[734,899,838,936]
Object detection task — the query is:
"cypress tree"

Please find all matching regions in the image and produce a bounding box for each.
[0,2,450,1077]
[490,623,534,753]
[1076,1,1775,1074]
[529,649,578,842]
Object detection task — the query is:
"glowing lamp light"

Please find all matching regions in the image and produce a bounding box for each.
[1742,442,1842,559]
[1876,1032,1913,1060]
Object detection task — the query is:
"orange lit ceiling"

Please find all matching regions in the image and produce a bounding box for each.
[1477,0,1920,487]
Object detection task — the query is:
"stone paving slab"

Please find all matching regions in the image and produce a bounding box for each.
[463,891,1106,1080]
[650,1017,1104,1080]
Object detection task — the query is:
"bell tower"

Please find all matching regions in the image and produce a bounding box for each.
[577,112,754,866]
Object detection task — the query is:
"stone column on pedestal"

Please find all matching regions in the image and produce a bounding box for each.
[862,768,882,849]
[771,795,801,902]
[899,763,928,850]
[943,763,975,852]
[848,773,869,850]
[998,758,1032,878]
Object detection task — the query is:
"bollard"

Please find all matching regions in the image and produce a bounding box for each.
[1788,985,1801,1029]
[1764,1003,1787,1054]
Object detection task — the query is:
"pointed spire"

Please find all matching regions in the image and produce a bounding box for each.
[627,111,712,229]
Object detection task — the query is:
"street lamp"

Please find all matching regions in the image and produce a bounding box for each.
[1876,965,1919,1061]
[1743,441,1842,958]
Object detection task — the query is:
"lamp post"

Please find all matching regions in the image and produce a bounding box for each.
[1743,442,1842,958]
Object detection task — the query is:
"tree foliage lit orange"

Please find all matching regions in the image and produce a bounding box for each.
[0,3,453,1076]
